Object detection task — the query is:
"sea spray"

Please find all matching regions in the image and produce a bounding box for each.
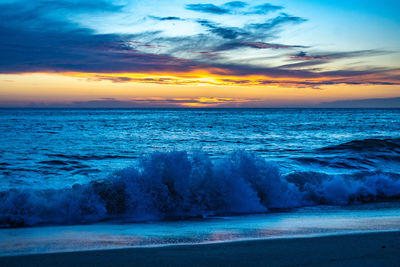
[1,150,400,227]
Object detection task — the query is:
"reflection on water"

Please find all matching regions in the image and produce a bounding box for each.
[1,203,399,256]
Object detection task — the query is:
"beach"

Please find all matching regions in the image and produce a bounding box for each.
[1,231,399,266]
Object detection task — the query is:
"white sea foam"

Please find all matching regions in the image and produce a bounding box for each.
[1,150,400,227]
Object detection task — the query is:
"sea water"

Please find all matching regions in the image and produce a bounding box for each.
[0,108,400,255]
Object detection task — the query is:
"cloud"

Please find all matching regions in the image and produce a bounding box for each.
[186,2,282,15]
[193,13,307,45]
[215,41,306,51]
[248,13,307,32]
[0,1,307,75]
[149,16,184,21]
[0,26,199,74]
[218,78,400,89]
[36,0,125,12]
[280,50,392,69]
[86,75,223,85]
[84,67,400,89]
[318,97,400,108]
[196,19,245,39]
[0,97,259,108]
[0,2,200,74]
[223,1,248,8]
[279,60,327,69]
[289,50,387,61]
[250,3,283,14]
[186,3,230,14]
[0,0,398,89]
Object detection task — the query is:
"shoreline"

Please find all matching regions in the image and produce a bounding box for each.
[1,231,399,266]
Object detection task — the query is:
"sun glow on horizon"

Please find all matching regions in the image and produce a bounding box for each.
[1,72,399,107]
[0,0,399,107]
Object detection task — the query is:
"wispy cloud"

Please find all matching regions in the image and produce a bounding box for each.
[149,16,184,21]
[289,50,387,61]
[318,97,400,108]
[223,1,248,8]
[215,41,306,51]
[3,96,399,108]
[186,3,231,14]
[250,3,283,14]
[185,2,282,15]
[0,97,260,108]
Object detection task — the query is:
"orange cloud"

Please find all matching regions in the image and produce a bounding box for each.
[67,68,400,89]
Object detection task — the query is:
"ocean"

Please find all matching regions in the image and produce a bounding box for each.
[1,108,400,255]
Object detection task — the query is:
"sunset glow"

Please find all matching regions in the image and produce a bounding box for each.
[1,0,399,107]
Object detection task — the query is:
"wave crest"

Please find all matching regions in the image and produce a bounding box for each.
[1,150,400,227]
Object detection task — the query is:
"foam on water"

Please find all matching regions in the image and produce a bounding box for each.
[1,150,400,227]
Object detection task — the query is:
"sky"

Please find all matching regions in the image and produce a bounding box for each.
[0,0,399,107]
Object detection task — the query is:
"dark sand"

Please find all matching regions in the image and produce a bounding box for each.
[1,231,400,266]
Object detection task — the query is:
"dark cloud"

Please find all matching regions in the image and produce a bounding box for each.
[0,1,308,75]
[218,78,400,89]
[35,0,125,12]
[88,73,400,90]
[1,0,124,27]
[211,63,320,77]
[87,75,215,85]
[223,1,248,8]
[186,3,230,14]
[193,12,306,42]
[256,80,400,87]
[89,76,134,83]
[248,13,307,32]
[0,25,198,73]
[242,41,305,49]
[0,2,200,74]
[318,97,400,108]
[216,41,306,51]
[149,16,183,21]
[280,50,391,70]
[210,62,399,82]
[290,51,326,60]
[279,60,327,69]
[250,3,283,14]
[289,50,387,61]
[189,12,307,47]
[319,68,390,77]
[196,19,245,39]
[186,2,282,15]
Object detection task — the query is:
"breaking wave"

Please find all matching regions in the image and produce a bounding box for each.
[1,147,400,228]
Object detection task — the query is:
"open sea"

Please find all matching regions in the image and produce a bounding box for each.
[1,108,400,255]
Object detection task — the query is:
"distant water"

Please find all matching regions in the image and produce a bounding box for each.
[0,108,400,227]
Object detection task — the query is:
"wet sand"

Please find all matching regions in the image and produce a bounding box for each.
[1,231,399,266]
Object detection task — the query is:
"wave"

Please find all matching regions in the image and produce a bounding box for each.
[293,138,400,170]
[1,149,400,228]
[45,153,138,160]
[319,138,400,153]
